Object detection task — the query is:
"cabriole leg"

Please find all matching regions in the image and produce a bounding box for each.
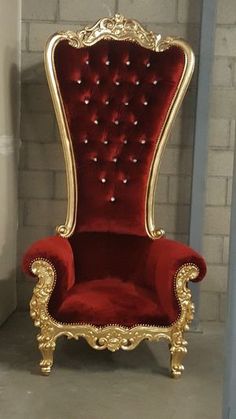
[37,331,56,375]
[169,332,188,378]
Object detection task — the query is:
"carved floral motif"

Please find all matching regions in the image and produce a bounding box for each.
[59,14,164,51]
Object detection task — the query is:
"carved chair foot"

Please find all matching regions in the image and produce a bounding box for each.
[169,338,188,379]
[40,359,53,375]
[37,333,56,376]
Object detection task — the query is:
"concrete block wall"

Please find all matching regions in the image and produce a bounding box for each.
[18,0,235,322]
[200,0,236,322]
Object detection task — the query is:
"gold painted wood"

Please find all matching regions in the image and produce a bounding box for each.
[44,13,194,239]
[30,259,199,376]
[59,14,162,50]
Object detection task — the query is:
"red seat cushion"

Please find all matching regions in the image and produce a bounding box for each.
[54,277,164,327]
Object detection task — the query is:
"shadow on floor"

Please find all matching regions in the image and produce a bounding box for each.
[0,311,169,377]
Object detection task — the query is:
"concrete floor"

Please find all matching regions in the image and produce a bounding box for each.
[0,313,223,419]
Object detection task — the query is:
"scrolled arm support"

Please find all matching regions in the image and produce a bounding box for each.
[145,238,206,378]
[22,235,76,375]
[22,235,76,303]
[30,259,57,375]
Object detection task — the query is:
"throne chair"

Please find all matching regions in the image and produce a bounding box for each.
[22,14,206,377]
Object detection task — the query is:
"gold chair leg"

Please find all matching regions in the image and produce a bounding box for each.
[37,331,56,375]
[169,332,188,378]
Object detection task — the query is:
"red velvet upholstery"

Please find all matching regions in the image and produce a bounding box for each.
[54,40,185,235]
[22,35,207,328]
[23,234,206,327]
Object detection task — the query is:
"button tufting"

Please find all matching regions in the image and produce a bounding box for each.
[101,178,106,183]
[113,157,118,163]
[77,79,82,84]
[83,139,88,144]
[153,80,158,85]
[105,100,109,105]
[140,139,146,144]
[103,140,109,144]
[105,60,110,65]
[123,139,128,144]
[134,120,138,125]
[110,196,116,202]
[93,157,98,162]
[96,80,100,85]
[123,179,128,184]
[114,120,119,125]
[126,60,131,66]
[144,101,148,106]
[132,158,138,163]
[115,81,120,86]
[146,62,151,67]
[124,102,129,106]
[84,99,90,104]
[85,60,89,65]
[135,80,140,85]
[94,119,99,124]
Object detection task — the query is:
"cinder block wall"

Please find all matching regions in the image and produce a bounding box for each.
[201,0,236,322]
[18,0,236,322]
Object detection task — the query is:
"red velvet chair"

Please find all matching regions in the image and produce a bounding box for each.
[22,14,206,377]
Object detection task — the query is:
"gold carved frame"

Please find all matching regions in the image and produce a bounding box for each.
[30,15,198,377]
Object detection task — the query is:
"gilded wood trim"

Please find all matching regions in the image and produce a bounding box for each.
[44,34,78,238]
[30,259,199,376]
[44,14,194,238]
[146,39,195,238]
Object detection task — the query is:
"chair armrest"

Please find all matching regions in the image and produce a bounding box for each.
[22,236,75,301]
[147,237,206,283]
[145,237,207,322]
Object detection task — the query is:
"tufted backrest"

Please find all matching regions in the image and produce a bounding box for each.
[45,16,194,238]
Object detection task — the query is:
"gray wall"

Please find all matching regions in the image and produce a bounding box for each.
[0,0,21,324]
